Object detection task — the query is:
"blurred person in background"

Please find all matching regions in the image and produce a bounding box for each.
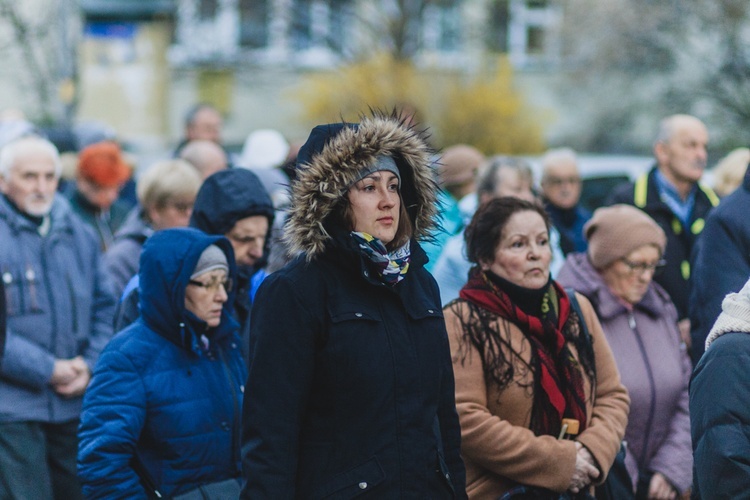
[0,136,115,499]
[238,129,290,171]
[557,205,692,499]
[711,146,749,198]
[422,143,485,271]
[174,103,224,157]
[179,139,229,179]
[66,141,132,251]
[433,156,542,304]
[689,157,750,363]
[78,229,244,498]
[541,148,590,256]
[444,197,629,498]
[608,114,718,350]
[103,159,202,299]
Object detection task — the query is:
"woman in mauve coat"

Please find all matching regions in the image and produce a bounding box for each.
[557,205,692,499]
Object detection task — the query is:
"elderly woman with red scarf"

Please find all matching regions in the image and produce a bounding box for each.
[444,197,629,499]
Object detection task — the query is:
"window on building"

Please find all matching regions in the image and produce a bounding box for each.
[436,2,461,51]
[239,0,268,48]
[422,0,462,54]
[291,0,353,54]
[526,25,545,54]
[487,0,509,52]
[291,0,314,51]
[526,0,548,7]
[198,0,218,20]
[328,0,352,53]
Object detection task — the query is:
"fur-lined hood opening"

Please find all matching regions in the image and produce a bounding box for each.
[285,113,439,259]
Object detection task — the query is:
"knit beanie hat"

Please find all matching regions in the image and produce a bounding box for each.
[350,155,401,188]
[585,204,666,269]
[438,144,484,187]
[190,244,228,279]
[705,278,750,350]
[77,141,131,187]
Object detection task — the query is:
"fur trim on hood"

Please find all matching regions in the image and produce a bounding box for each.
[285,113,438,259]
[705,278,750,351]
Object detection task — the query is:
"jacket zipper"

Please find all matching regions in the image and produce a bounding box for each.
[628,311,656,469]
[40,237,58,420]
[217,346,241,473]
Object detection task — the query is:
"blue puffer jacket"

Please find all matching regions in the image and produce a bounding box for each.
[78,228,246,499]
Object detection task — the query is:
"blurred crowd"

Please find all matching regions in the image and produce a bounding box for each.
[0,105,748,500]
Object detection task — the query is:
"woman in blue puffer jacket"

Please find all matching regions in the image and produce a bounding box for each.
[77,227,245,499]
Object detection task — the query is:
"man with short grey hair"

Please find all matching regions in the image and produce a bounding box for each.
[608,114,718,350]
[0,136,115,499]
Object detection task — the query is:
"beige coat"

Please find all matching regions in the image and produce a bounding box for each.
[445,292,629,498]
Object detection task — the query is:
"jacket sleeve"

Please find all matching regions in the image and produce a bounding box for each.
[435,309,467,497]
[81,248,116,370]
[77,348,148,499]
[445,305,578,493]
[647,317,693,494]
[574,294,630,485]
[689,211,750,362]
[102,240,139,300]
[690,333,750,498]
[432,236,469,305]
[241,273,318,499]
[0,327,55,389]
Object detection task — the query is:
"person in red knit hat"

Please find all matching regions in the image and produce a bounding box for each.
[66,141,132,251]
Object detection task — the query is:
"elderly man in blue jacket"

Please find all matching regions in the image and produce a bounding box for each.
[0,135,115,499]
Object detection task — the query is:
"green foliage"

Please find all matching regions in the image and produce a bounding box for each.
[293,54,546,154]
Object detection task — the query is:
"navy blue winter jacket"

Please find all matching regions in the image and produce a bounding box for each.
[242,116,466,498]
[689,170,750,363]
[78,228,245,499]
[691,331,750,498]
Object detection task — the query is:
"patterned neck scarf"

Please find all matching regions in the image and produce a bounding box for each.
[459,271,588,438]
[350,231,411,286]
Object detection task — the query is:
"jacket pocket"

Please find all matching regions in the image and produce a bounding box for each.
[310,456,386,500]
[406,306,444,321]
[2,263,44,317]
[436,449,456,496]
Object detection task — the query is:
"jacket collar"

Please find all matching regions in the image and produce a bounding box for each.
[0,194,75,237]
[560,252,664,321]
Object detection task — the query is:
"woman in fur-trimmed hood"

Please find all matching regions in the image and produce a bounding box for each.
[284,116,439,258]
[241,113,467,498]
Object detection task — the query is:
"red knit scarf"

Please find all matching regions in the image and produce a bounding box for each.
[459,272,588,437]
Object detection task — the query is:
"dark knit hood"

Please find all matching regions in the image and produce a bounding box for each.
[190,168,275,271]
[285,113,439,259]
[190,168,275,235]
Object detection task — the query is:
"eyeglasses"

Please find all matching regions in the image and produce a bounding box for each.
[544,176,581,187]
[620,258,666,276]
[188,277,233,293]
